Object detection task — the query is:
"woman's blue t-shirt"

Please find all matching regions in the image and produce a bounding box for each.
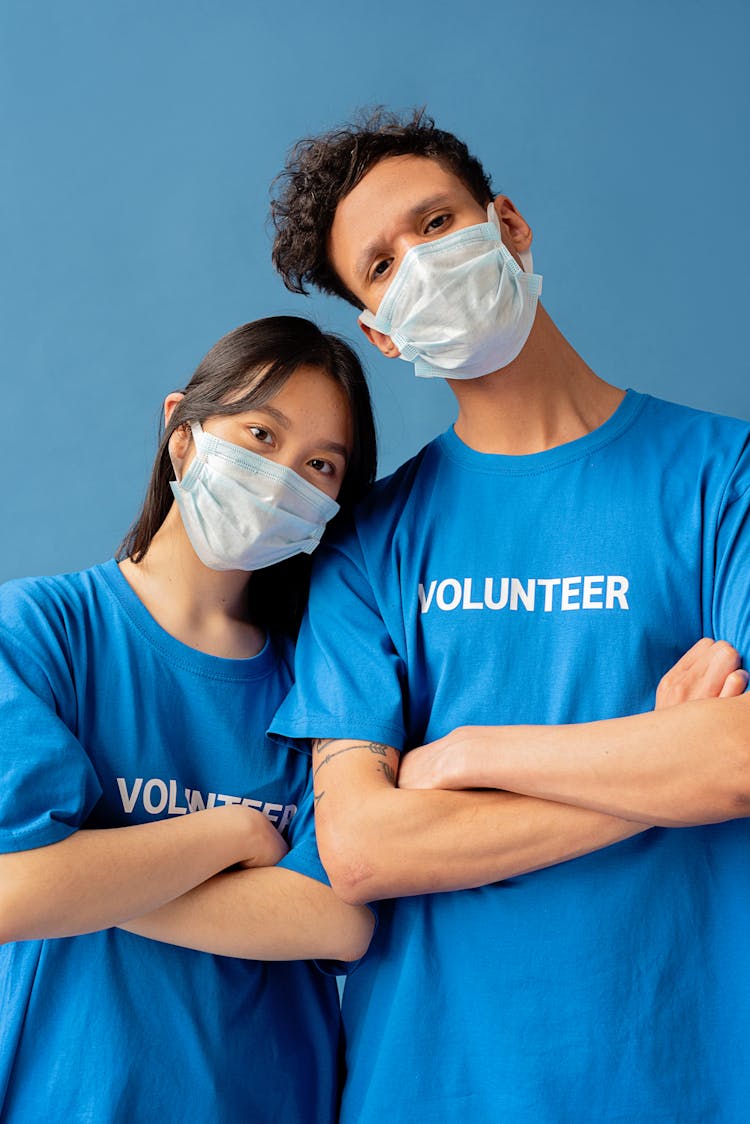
[0,559,340,1124]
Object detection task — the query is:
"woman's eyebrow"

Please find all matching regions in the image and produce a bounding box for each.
[319,441,349,462]
[252,404,290,428]
[247,408,349,463]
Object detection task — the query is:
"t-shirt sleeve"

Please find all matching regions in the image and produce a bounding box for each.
[712,449,750,665]
[277,764,378,976]
[276,767,329,886]
[0,617,102,854]
[270,531,408,751]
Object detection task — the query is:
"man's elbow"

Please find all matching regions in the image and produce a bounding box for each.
[717,698,750,820]
[324,850,382,907]
[680,700,750,824]
[319,818,389,906]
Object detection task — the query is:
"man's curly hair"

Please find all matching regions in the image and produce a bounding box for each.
[270,108,494,310]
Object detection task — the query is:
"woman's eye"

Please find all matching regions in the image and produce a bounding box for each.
[308,458,335,476]
[249,425,274,445]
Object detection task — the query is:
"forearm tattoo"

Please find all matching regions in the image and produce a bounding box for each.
[312,740,396,803]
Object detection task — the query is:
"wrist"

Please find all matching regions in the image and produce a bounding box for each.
[441,726,482,789]
[201,804,270,866]
[452,725,506,790]
[226,804,288,867]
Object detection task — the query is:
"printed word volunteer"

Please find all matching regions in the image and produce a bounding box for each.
[418,574,631,615]
[117,775,298,827]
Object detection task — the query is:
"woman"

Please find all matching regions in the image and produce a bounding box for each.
[0,316,376,1123]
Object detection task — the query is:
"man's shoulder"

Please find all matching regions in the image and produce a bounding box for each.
[631,392,750,491]
[315,436,445,579]
[639,392,750,443]
[354,435,445,525]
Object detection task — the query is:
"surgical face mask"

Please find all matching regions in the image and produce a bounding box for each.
[170,422,340,571]
[359,204,543,380]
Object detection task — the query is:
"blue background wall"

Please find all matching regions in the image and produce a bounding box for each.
[2,0,749,582]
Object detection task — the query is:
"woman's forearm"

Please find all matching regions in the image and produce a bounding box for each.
[0,805,287,943]
[120,865,374,962]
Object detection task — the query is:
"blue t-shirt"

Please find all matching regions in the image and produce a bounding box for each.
[0,560,341,1124]
[271,391,750,1123]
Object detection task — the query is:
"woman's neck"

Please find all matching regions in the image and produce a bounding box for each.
[119,505,266,659]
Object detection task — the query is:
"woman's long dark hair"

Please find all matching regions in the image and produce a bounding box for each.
[118,315,377,637]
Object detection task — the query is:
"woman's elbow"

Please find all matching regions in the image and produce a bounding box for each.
[331,908,375,962]
[0,887,37,945]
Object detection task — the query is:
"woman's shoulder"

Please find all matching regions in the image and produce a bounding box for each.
[0,563,111,652]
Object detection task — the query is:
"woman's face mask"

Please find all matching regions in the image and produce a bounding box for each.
[359,204,543,380]
[171,422,341,572]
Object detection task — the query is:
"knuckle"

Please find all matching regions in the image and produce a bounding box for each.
[714,640,740,666]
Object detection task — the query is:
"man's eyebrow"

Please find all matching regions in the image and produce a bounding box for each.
[353,193,455,284]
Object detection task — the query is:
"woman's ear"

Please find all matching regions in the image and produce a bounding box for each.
[492,195,533,259]
[358,320,401,359]
[164,392,192,480]
[164,391,185,427]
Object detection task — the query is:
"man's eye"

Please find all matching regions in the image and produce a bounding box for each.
[249,425,274,445]
[371,258,392,280]
[426,213,449,233]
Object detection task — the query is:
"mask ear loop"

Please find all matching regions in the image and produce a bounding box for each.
[171,421,204,489]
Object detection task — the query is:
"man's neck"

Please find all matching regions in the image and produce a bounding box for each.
[450,305,625,455]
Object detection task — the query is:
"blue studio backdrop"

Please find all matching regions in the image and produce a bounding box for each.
[2,0,749,583]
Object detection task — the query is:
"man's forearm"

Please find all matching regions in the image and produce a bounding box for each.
[402,694,750,826]
[316,761,648,905]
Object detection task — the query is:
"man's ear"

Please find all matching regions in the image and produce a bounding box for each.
[358,320,402,360]
[492,195,533,259]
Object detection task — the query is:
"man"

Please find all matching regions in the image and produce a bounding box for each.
[269,110,750,1121]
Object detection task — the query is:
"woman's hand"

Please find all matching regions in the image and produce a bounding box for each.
[0,803,288,944]
[235,807,289,868]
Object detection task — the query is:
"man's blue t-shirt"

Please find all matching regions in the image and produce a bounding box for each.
[271,391,750,1123]
[0,560,341,1124]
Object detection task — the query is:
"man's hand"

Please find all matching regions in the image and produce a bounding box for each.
[655,637,747,707]
[399,638,748,792]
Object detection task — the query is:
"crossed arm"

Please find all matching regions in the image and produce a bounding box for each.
[0,803,373,960]
[6,641,741,953]
[399,640,750,826]
[313,641,749,906]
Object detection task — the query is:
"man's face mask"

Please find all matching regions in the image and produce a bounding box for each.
[359,204,543,380]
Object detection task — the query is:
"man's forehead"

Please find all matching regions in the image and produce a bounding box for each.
[336,154,466,223]
[329,155,475,280]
